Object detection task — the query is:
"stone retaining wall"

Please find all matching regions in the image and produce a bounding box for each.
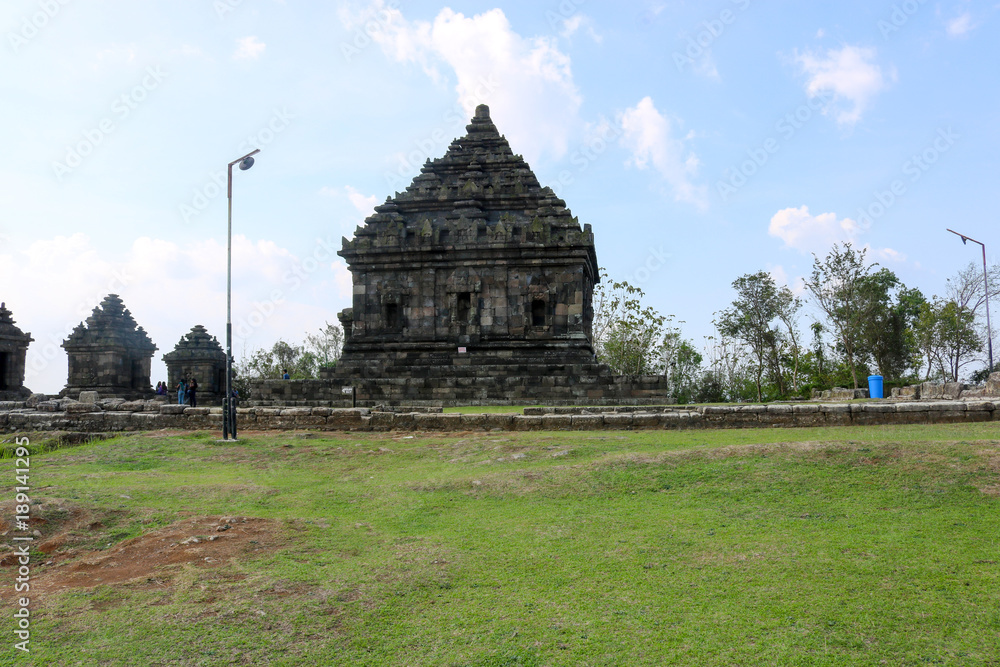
[1,400,997,434]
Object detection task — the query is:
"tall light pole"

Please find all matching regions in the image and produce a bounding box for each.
[947,229,993,372]
[223,148,260,441]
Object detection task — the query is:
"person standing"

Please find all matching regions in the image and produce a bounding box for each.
[177,378,187,405]
[188,377,198,408]
[282,368,290,380]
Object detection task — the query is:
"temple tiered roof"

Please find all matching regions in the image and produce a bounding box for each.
[63,294,157,351]
[0,302,32,343]
[341,104,595,260]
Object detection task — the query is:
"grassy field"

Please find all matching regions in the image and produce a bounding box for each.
[3,424,1000,665]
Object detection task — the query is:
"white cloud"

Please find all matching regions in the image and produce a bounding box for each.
[619,97,707,209]
[769,206,905,264]
[234,36,266,61]
[560,15,602,43]
[946,12,976,37]
[769,206,860,255]
[767,264,807,296]
[340,2,582,163]
[875,247,907,263]
[796,45,893,126]
[1,234,351,394]
[344,186,378,215]
[318,186,378,217]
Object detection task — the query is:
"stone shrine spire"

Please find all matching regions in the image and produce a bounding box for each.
[61,294,157,398]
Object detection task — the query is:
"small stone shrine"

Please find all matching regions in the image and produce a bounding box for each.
[0,303,33,400]
[61,294,157,399]
[314,105,671,405]
[162,325,227,403]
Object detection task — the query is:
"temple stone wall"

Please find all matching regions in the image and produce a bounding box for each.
[249,365,674,407]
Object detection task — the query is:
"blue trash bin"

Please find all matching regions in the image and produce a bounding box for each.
[868,375,884,399]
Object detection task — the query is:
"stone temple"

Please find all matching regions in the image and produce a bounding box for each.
[290,105,671,406]
[163,325,227,404]
[0,303,33,400]
[61,294,157,399]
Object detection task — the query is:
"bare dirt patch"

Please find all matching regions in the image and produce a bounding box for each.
[0,502,282,601]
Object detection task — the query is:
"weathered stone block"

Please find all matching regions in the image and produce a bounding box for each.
[861,403,896,413]
[293,416,328,427]
[79,391,99,404]
[603,414,634,429]
[279,408,313,417]
[484,414,515,430]
[460,414,489,429]
[328,409,369,429]
[66,403,99,414]
[571,414,603,430]
[926,401,966,412]
[513,415,544,431]
[540,414,573,430]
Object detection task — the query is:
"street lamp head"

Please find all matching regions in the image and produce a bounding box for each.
[239,156,255,171]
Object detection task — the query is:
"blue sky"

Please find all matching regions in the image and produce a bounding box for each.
[1,0,997,393]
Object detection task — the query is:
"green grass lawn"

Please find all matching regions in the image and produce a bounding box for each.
[4,424,1000,665]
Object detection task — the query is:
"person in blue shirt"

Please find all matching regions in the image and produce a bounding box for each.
[176,379,187,405]
[282,369,290,380]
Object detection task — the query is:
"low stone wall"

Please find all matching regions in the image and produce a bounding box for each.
[887,373,1000,401]
[1,400,997,434]
[811,388,870,400]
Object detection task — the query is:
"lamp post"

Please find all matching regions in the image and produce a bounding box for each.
[223,148,260,441]
[947,229,993,372]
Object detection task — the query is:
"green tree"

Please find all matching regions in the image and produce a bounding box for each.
[857,268,925,381]
[914,299,982,382]
[804,243,873,389]
[593,273,668,376]
[660,327,703,403]
[700,333,756,403]
[305,321,344,368]
[716,271,799,401]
